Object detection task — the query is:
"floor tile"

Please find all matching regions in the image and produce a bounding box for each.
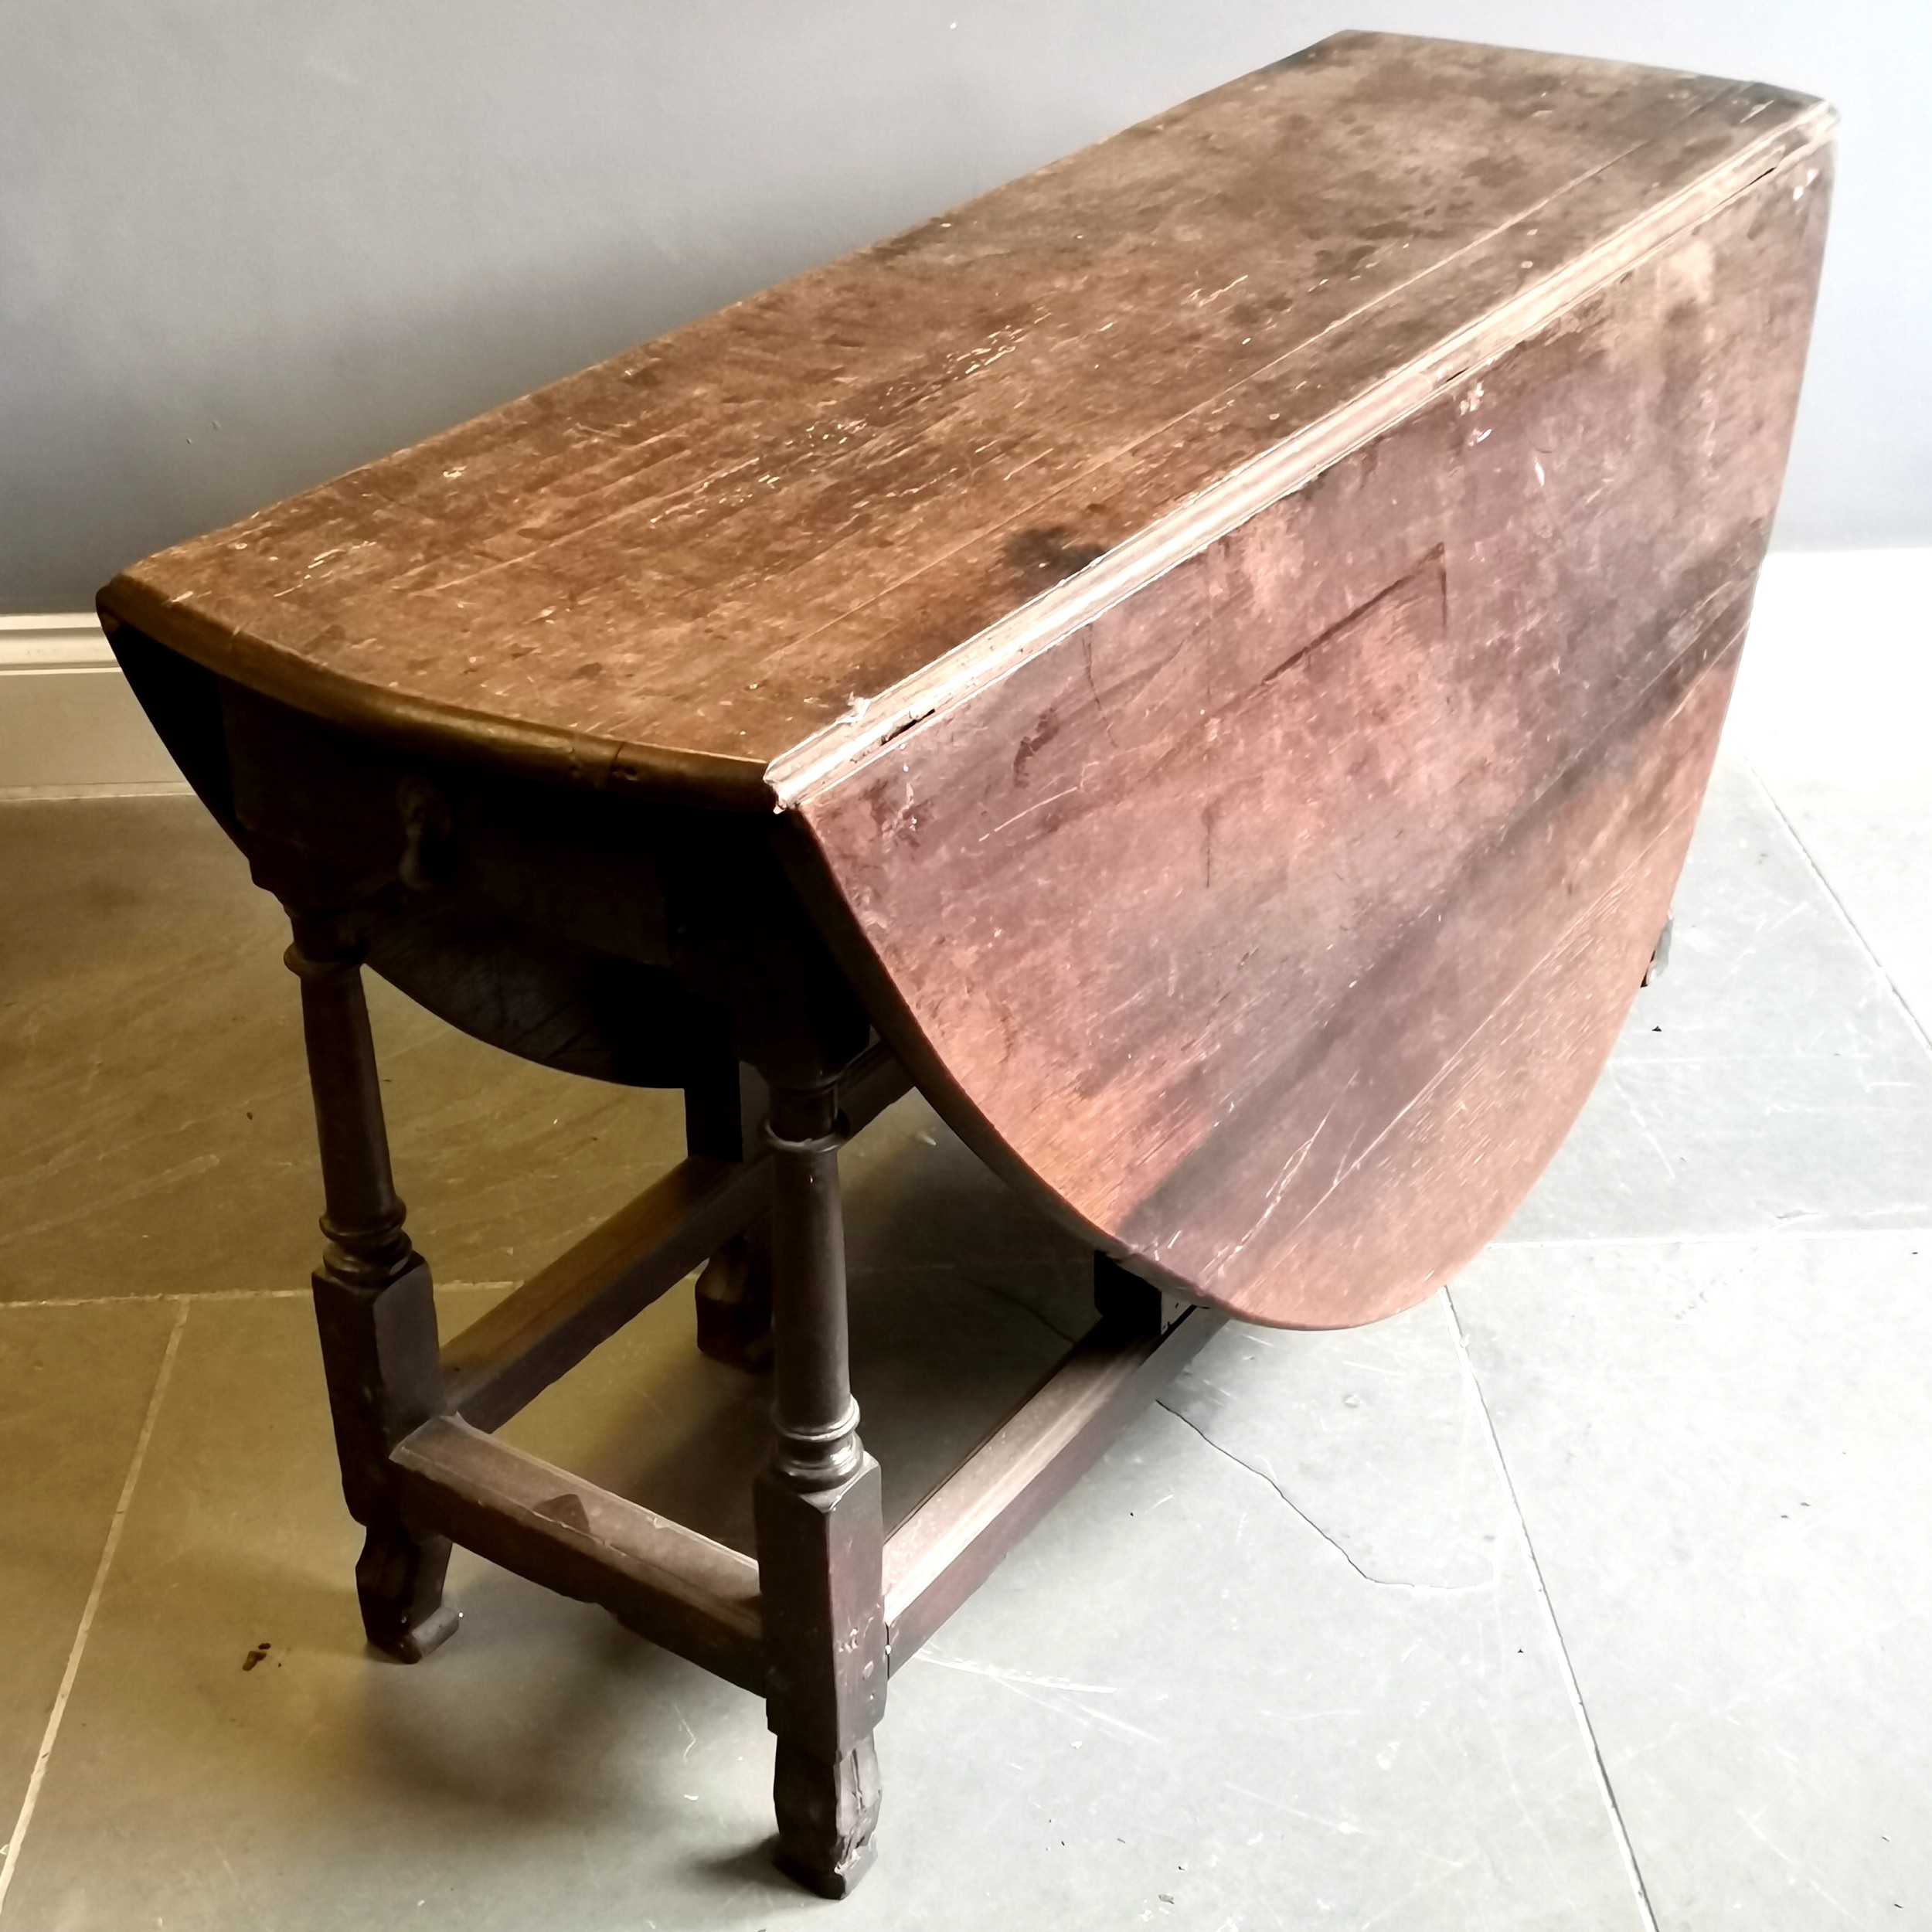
[0,1299,179,1833]
[1758,774,1932,1046]
[871,1370,1642,1932]
[0,1294,747,1932]
[1451,1231,1932,1928]
[1720,545,1932,1062]
[2,1293,1648,1930]
[1163,1297,1507,1593]
[0,796,682,1304]
[841,1087,1095,1302]
[1501,760,1932,1243]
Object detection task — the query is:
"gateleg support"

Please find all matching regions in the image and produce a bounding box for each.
[694,1222,775,1370]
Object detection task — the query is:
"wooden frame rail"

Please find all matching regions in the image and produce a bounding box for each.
[440,1042,911,1431]
[393,1415,767,1690]
[442,1155,772,1430]
[406,1303,1223,1705]
[882,1305,1227,1667]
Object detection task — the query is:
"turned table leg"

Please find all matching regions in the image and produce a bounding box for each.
[753,1076,886,1896]
[287,913,459,1662]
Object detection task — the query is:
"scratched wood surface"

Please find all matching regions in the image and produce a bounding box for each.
[103,35,1833,1327]
[795,151,1831,1326]
[101,34,1825,803]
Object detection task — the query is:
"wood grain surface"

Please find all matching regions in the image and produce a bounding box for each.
[100,34,1827,804]
[101,34,1833,1328]
[796,152,1830,1326]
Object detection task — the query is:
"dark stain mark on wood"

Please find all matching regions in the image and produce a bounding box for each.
[1004,526,1110,587]
[1012,710,1063,784]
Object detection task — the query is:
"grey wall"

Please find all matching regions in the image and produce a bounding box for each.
[4,2,1925,611]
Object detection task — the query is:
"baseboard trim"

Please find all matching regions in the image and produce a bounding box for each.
[2,548,1924,798]
[0,614,190,796]
[0,611,120,670]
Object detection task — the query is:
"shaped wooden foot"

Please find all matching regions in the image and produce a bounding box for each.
[773,1737,882,1897]
[353,1519,460,1662]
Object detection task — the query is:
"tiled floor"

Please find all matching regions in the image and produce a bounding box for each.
[2,578,1929,1927]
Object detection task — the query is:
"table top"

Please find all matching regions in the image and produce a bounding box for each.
[100,32,1825,808]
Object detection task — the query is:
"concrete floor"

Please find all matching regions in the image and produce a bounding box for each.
[2,619,1930,1927]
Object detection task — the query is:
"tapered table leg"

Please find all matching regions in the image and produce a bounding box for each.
[287,912,458,1662]
[753,1076,886,1896]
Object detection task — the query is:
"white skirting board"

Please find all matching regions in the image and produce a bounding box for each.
[0,614,190,798]
[1,549,1925,798]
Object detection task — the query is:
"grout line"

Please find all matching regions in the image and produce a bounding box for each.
[0,1298,189,1920]
[1745,760,1932,1061]
[0,1282,520,1313]
[0,1290,308,1311]
[1440,1288,1662,1932]
[0,784,193,804]
[1490,1223,1932,1253]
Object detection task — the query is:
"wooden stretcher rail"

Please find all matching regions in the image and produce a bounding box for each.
[392,1416,767,1692]
[414,1299,1226,1707]
[883,1304,1228,1668]
[420,1274,1229,1703]
[441,1044,910,1430]
[441,1156,772,1431]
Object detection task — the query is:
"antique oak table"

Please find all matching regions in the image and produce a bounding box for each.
[99,33,1831,1896]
